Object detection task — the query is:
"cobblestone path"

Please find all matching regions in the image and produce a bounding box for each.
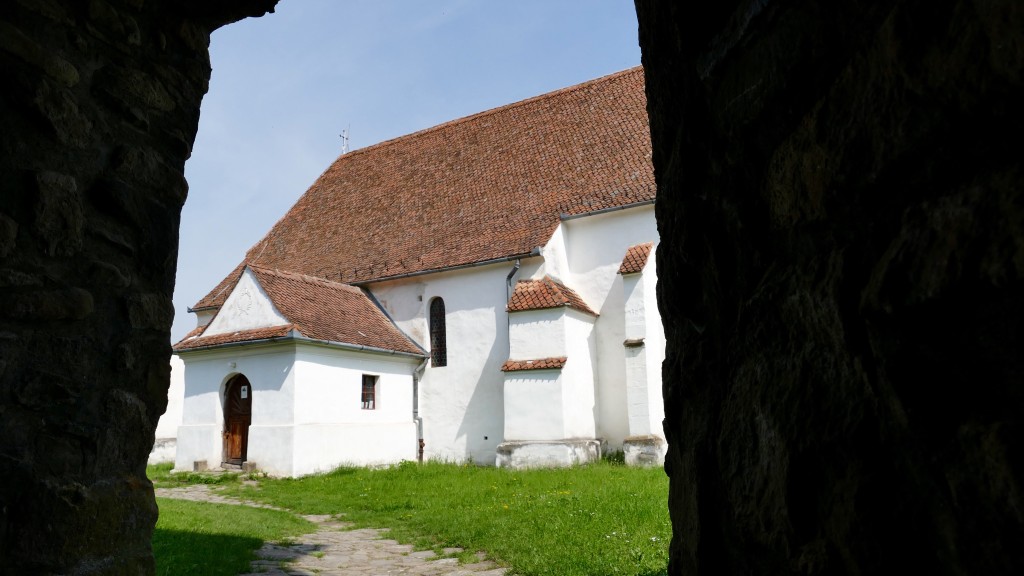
[155,485,507,576]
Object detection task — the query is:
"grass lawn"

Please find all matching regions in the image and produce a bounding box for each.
[150,459,670,576]
[153,489,315,576]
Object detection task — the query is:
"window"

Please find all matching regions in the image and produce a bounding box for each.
[429,297,447,367]
[361,375,378,410]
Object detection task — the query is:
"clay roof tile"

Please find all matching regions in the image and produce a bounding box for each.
[501,357,568,372]
[249,266,424,355]
[173,324,293,351]
[506,276,597,316]
[193,67,653,310]
[618,242,654,275]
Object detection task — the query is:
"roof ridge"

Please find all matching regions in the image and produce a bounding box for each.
[249,264,360,293]
[319,66,643,167]
[541,275,571,305]
[192,65,653,311]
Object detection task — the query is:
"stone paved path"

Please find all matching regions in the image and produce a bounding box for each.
[156,485,507,576]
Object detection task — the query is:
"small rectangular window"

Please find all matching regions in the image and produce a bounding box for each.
[361,374,378,410]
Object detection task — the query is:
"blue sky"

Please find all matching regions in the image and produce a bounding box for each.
[173,1,642,342]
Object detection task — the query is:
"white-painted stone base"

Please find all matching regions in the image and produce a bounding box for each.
[623,435,667,466]
[148,438,177,465]
[495,439,602,469]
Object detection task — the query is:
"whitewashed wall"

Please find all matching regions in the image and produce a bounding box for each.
[370,262,534,464]
[509,307,565,359]
[503,370,565,439]
[562,310,598,438]
[203,268,288,335]
[641,255,666,435]
[371,205,659,460]
[149,355,186,464]
[505,307,597,441]
[505,307,569,441]
[290,343,419,474]
[176,340,421,476]
[624,272,654,435]
[538,223,569,282]
[553,205,660,449]
[291,422,416,474]
[175,342,297,473]
[156,355,185,438]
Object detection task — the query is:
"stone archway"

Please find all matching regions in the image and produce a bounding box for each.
[0,2,279,572]
[1,1,1022,574]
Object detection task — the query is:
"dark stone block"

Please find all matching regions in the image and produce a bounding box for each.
[0,0,279,573]
[636,0,1024,573]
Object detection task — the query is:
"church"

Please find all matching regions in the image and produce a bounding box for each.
[171,66,665,476]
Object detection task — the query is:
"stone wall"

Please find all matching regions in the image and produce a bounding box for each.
[0,1,276,573]
[636,0,1024,574]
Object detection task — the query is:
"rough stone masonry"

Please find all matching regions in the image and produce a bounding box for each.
[0,1,276,573]
[636,1,1023,574]
[1,0,1022,574]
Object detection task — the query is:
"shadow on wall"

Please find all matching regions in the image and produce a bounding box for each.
[453,305,506,463]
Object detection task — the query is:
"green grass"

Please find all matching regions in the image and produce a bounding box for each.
[148,462,241,487]
[215,460,670,576]
[153,497,315,576]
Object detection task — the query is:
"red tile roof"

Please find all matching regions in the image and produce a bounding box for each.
[618,242,654,274]
[179,324,206,341]
[506,276,597,316]
[501,357,568,372]
[175,266,425,356]
[250,267,424,355]
[174,324,294,351]
[194,67,653,311]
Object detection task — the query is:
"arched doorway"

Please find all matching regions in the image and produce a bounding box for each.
[223,374,253,466]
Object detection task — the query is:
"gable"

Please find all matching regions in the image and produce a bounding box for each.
[175,266,424,356]
[203,267,288,336]
[250,266,424,356]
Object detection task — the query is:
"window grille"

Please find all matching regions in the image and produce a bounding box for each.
[429,297,447,367]
[361,374,377,410]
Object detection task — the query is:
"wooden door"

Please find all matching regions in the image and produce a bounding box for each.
[223,374,252,465]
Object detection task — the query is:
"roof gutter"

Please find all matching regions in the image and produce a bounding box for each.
[293,334,427,359]
[175,333,427,359]
[174,334,294,354]
[190,248,548,311]
[351,247,541,286]
[559,199,654,221]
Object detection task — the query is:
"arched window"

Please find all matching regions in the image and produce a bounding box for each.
[429,297,447,367]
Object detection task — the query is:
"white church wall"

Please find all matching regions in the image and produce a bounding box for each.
[174,342,296,473]
[292,344,417,425]
[641,256,667,436]
[537,223,570,283]
[203,268,288,336]
[247,424,295,476]
[148,355,185,464]
[292,421,417,475]
[369,262,521,464]
[623,272,653,435]
[288,343,419,474]
[562,310,599,439]
[561,205,660,449]
[624,342,652,434]
[508,307,565,360]
[157,354,186,437]
[503,370,565,440]
[622,256,668,466]
[623,273,647,342]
